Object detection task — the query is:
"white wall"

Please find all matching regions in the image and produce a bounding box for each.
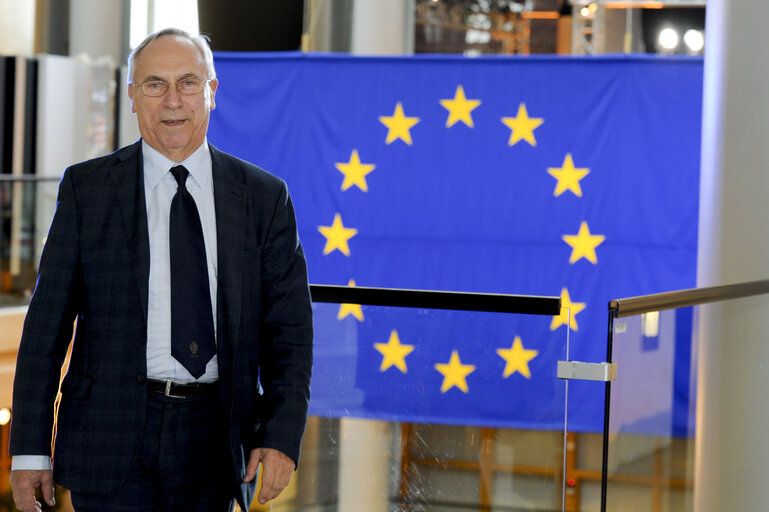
[0,0,35,56]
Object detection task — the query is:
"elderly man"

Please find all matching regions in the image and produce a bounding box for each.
[9,28,313,512]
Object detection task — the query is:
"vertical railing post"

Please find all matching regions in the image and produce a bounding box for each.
[600,307,617,512]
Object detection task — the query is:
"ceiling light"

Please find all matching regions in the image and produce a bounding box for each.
[683,29,704,53]
[658,27,679,52]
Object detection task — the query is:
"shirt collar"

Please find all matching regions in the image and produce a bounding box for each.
[142,139,211,190]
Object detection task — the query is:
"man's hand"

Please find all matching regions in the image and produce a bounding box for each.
[10,470,55,512]
[243,447,295,505]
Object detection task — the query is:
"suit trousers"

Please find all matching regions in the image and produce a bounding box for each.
[69,387,235,512]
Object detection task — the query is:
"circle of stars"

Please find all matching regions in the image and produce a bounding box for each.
[316,82,608,394]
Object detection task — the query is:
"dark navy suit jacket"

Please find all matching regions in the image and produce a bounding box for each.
[9,141,313,509]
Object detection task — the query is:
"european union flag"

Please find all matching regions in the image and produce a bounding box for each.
[208,53,702,432]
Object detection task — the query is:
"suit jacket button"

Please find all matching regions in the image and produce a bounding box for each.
[137,374,146,383]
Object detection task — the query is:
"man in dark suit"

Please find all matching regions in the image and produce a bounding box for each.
[9,28,313,512]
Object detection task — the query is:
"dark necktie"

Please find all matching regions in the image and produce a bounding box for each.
[169,165,216,379]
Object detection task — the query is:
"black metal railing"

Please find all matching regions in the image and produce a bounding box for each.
[310,284,560,315]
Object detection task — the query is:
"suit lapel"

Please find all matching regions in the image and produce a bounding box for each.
[107,141,150,323]
[210,144,245,358]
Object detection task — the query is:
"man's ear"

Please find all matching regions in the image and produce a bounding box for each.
[208,79,219,110]
[128,84,137,113]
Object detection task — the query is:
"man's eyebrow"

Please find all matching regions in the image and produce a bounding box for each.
[141,75,167,83]
[140,73,202,83]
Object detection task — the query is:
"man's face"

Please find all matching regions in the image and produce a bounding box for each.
[129,35,218,162]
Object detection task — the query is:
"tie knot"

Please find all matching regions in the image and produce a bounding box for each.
[170,165,189,188]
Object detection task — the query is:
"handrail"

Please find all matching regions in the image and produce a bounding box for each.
[609,279,769,318]
[0,175,61,182]
[2,286,560,316]
[310,284,560,315]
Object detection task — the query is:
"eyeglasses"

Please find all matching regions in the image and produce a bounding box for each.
[133,78,211,97]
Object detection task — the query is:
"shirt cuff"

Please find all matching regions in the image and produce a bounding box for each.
[11,455,52,471]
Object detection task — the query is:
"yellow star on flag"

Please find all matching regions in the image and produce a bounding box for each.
[318,213,357,256]
[374,330,415,373]
[496,335,538,379]
[434,350,475,394]
[548,153,590,197]
[379,102,420,145]
[337,279,364,321]
[550,288,586,331]
[501,103,544,147]
[335,149,376,192]
[440,85,481,128]
[562,221,605,264]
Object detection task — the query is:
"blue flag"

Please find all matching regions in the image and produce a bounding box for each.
[208,53,702,432]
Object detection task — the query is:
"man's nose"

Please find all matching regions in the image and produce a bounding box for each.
[164,85,183,107]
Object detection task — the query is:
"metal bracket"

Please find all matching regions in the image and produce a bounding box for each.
[557,361,617,382]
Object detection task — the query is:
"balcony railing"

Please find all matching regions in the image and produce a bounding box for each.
[0,175,60,307]
[11,173,767,511]
[603,279,769,512]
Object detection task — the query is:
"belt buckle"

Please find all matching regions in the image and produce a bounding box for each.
[164,379,188,399]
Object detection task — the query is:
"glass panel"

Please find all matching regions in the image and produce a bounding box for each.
[257,302,568,511]
[1,179,57,307]
[561,305,610,512]
[606,306,697,512]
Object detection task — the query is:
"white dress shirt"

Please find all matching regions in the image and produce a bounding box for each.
[143,139,219,383]
[12,139,219,471]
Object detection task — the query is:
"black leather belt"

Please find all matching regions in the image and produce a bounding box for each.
[146,379,218,399]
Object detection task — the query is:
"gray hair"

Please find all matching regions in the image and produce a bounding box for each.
[127,28,216,84]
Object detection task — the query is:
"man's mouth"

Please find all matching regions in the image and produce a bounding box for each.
[162,119,186,126]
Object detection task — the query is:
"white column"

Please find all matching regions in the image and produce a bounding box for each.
[337,418,391,512]
[69,0,128,64]
[351,0,414,55]
[695,0,769,510]
[341,3,412,504]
